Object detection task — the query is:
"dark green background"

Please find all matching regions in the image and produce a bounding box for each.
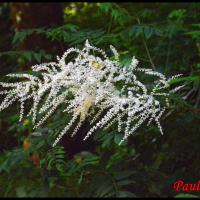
[0,2,199,198]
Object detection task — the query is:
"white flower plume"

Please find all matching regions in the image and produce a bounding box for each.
[0,40,183,147]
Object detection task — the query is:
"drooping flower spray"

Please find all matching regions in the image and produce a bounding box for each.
[0,40,183,147]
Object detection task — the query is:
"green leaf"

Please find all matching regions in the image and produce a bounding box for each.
[113,170,134,181]
[195,64,200,69]
[12,31,29,45]
[175,193,199,198]
[16,186,27,198]
[114,134,127,146]
[117,179,136,186]
[117,191,136,198]
[169,76,200,85]
[144,26,153,39]
[12,28,45,46]
[23,51,32,62]
[33,52,42,63]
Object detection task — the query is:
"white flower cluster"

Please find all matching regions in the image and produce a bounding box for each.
[0,40,183,147]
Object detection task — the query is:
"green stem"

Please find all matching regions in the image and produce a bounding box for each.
[137,18,156,70]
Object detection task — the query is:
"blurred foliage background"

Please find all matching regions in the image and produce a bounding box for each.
[0,2,200,198]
